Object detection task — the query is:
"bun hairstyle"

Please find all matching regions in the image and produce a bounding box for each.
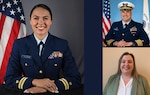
[30,4,52,20]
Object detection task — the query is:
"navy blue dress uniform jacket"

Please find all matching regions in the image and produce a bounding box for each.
[104,20,149,46]
[4,33,81,91]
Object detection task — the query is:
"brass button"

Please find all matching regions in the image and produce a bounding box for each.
[39,70,43,74]
[16,80,19,83]
[69,82,72,85]
[54,63,58,66]
[25,63,28,66]
[122,33,124,36]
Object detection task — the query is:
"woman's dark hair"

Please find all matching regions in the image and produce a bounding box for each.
[30,4,52,20]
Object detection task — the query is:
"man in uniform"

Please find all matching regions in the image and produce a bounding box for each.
[104,1,149,47]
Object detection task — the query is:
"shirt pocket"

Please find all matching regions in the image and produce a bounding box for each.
[46,58,63,70]
[20,58,38,76]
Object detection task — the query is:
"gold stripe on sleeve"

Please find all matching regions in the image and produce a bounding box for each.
[61,78,69,90]
[18,77,28,89]
[106,39,114,46]
[135,39,143,46]
[59,78,69,90]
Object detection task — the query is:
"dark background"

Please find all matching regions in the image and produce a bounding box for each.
[84,0,102,95]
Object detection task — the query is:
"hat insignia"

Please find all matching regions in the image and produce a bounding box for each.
[122,3,128,7]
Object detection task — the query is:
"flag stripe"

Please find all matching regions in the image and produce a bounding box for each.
[102,0,111,41]
[0,14,6,39]
[0,0,26,84]
[102,13,111,39]
[0,20,21,83]
[102,14,111,34]
[0,16,13,68]
[18,23,26,38]
[103,13,111,29]
[102,28,105,41]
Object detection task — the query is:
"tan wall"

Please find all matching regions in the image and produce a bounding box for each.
[103,48,150,90]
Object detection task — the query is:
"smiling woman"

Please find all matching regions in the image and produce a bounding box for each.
[29,4,52,40]
[103,50,150,95]
[4,4,81,94]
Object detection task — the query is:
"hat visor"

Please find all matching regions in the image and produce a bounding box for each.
[120,7,133,11]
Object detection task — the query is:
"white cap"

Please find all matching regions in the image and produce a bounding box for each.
[118,1,135,10]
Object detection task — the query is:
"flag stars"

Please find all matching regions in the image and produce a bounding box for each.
[6,2,11,8]
[10,9,15,15]
[17,7,21,13]
[104,1,108,3]
[1,0,25,24]
[104,4,107,7]
[13,0,18,5]
[20,14,25,21]
[0,0,3,4]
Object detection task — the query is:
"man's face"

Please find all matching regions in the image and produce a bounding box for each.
[121,9,132,22]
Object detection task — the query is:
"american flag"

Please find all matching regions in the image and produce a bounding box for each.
[102,0,111,45]
[0,0,26,84]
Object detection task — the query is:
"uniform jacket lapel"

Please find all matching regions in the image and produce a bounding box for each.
[119,21,124,31]
[41,34,55,63]
[26,34,42,67]
[124,20,134,31]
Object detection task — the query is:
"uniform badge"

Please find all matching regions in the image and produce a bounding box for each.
[114,27,119,31]
[130,26,137,36]
[48,51,63,59]
[21,55,32,59]
[130,26,137,31]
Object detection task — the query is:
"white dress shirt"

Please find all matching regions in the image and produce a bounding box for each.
[117,75,133,95]
[34,34,48,56]
[122,20,130,28]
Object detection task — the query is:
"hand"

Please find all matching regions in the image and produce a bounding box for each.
[114,40,134,47]
[32,78,58,93]
[24,87,47,94]
[124,42,135,46]
[114,40,126,47]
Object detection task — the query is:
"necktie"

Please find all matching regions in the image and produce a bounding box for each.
[124,24,128,28]
[38,41,44,56]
